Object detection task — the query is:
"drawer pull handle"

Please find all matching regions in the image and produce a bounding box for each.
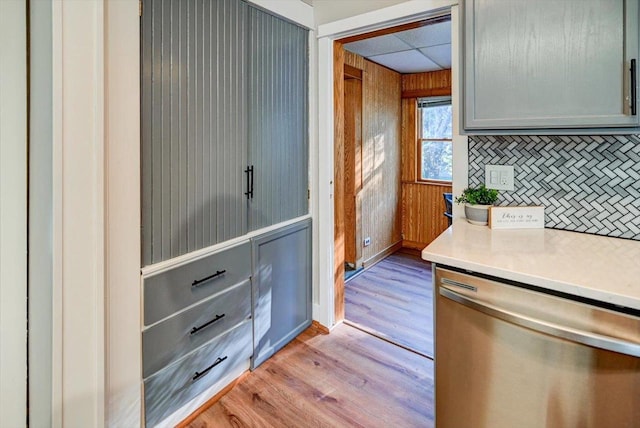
[190,313,226,336]
[192,356,228,382]
[192,270,226,287]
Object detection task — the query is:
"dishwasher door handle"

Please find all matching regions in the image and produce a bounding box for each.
[440,285,640,358]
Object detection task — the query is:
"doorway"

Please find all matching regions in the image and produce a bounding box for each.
[333,16,454,356]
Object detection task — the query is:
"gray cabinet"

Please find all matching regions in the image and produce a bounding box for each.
[248,7,309,230]
[141,242,253,427]
[141,0,249,265]
[251,219,312,369]
[141,1,311,423]
[144,321,252,427]
[141,0,309,266]
[463,0,639,131]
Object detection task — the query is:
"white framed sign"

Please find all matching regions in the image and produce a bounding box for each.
[489,206,545,229]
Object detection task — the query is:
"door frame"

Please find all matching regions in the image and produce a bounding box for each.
[315,0,467,328]
[0,1,28,425]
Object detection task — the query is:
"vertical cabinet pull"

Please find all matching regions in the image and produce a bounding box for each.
[192,356,228,382]
[191,270,226,287]
[190,313,226,335]
[631,59,637,116]
[244,165,254,199]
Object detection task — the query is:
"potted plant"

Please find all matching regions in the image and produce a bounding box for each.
[455,185,499,226]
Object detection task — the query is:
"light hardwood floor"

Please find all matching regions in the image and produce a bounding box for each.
[345,251,433,357]
[184,323,434,427]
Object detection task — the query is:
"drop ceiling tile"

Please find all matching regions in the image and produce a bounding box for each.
[343,34,412,57]
[395,21,451,49]
[368,49,442,74]
[419,44,452,69]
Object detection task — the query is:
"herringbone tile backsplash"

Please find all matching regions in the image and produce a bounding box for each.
[468,135,640,240]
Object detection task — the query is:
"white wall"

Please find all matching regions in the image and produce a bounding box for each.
[310,0,407,25]
[0,1,28,426]
[450,5,468,216]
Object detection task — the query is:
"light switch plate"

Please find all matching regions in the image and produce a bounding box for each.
[485,165,514,191]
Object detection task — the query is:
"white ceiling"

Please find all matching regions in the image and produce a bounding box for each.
[343,20,452,74]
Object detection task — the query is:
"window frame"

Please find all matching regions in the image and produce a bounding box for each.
[417,97,453,185]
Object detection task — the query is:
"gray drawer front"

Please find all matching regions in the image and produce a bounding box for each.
[144,320,252,427]
[144,241,250,325]
[142,279,251,378]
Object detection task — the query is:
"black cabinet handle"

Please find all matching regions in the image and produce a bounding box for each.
[250,165,254,199]
[192,356,228,382]
[190,313,226,336]
[191,270,226,287]
[631,59,637,116]
[244,165,254,199]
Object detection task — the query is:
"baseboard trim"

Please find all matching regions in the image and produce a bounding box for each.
[176,371,250,428]
[398,246,423,257]
[402,240,428,251]
[362,240,402,268]
[311,320,331,335]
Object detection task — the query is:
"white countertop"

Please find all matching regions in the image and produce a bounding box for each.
[422,220,640,311]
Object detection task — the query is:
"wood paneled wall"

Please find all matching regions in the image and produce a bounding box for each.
[344,51,402,265]
[402,183,451,250]
[402,70,452,98]
[344,77,362,265]
[401,70,452,250]
[401,98,417,182]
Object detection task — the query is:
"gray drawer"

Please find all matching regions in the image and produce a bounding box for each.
[142,279,251,378]
[144,241,250,325]
[144,320,252,427]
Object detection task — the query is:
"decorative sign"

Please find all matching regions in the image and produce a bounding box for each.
[489,206,545,229]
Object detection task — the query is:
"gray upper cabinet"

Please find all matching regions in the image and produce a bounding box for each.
[142,0,249,265]
[142,0,309,266]
[248,8,309,231]
[463,0,639,131]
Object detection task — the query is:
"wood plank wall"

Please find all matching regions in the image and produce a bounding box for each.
[401,70,453,251]
[402,70,452,98]
[344,51,402,266]
[344,77,362,265]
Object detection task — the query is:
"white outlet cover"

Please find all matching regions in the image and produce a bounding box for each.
[485,165,514,191]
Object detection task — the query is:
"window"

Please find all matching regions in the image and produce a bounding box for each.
[418,97,452,182]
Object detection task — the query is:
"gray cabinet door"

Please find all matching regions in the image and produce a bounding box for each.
[248,7,309,230]
[141,0,249,265]
[251,219,312,369]
[464,0,639,130]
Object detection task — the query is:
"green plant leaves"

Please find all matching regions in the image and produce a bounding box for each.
[454,185,499,205]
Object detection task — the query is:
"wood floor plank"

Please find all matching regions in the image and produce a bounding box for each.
[185,324,434,427]
[345,252,433,357]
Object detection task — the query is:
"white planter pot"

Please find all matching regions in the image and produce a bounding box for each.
[464,203,492,226]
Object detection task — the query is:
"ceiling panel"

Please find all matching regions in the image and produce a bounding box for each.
[342,19,452,74]
[343,34,412,57]
[394,21,451,49]
[368,50,442,74]
[420,44,452,69]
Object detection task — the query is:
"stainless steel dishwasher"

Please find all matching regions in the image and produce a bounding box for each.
[435,266,640,428]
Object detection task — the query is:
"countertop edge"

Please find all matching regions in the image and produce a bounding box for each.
[422,249,640,312]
